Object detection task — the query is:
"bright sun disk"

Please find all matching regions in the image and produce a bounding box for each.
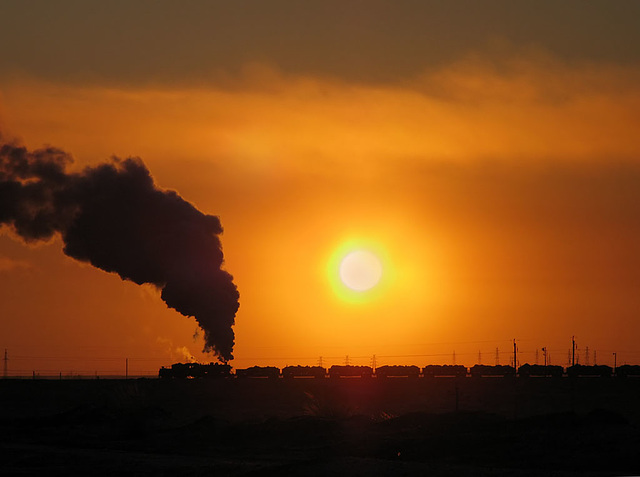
[339,250,383,291]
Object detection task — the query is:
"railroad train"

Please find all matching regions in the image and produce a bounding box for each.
[158,363,640,379]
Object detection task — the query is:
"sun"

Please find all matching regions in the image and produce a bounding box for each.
[339,250,382,291]
[327,238,392,304]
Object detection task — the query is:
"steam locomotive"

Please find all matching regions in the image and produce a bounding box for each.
[159,363,639,379]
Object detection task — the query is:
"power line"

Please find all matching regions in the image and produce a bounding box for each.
[10,355,170,361]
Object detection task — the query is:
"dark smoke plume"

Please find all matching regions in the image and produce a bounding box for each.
[0,138,239,362]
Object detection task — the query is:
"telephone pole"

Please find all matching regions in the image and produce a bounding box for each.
[495,347,500,366]
[571,336,576,367]
[513,339,517,370]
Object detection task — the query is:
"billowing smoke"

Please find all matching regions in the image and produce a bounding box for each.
[0,138,239,362]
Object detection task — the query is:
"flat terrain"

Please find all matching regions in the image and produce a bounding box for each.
[1,377,639,475]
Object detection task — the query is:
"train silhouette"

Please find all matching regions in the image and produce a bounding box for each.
[158,363,640,379]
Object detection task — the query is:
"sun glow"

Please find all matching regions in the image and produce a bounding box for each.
[327,238,394,304]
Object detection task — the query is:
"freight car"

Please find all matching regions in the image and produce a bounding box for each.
[236,366,280,379]
[422,365,467,377]
[282,365,326,378]
[470,365,515,378]
[375,365,420,378]
[615,365,640,378]
[566,364,612,378]
[329,365,373,378]
[518,364,563,378]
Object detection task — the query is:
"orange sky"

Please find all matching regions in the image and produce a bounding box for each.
[1,2,640,375]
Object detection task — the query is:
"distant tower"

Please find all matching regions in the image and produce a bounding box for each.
[542,347,548,367]
[513,339,517,369]
[495,347,500,366]
[535,349,539,365]
[371,354,377,372]
[571,336,576,366]
[318,356,323,367]
[478,350,482,365]
[344,355,350,366]
[585,346,590,366]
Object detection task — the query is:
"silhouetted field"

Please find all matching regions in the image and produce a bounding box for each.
[1,377,639,475]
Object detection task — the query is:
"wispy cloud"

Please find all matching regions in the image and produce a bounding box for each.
[0,256,32,272]
[2,53,639,177]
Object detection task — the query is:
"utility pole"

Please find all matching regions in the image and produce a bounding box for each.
[371,354,377,372]
[495,347,500,366]
[478,350,482,365]
[542,347,548,367]
[318,356,323,367]
[452,351,456,366]
[585,346,590,366]
[344,355,350,366]
[3,349,7,379]
[513,339,517,370]
[571,336,576,367]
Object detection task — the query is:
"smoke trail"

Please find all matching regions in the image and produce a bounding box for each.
[0,137,239,362]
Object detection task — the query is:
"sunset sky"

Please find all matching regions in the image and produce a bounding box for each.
[1,1,640,375]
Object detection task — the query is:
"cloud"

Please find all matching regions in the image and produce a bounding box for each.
[2,53,639,180]
[2,2,640,86]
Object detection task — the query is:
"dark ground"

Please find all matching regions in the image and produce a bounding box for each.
[0,377,639,476]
